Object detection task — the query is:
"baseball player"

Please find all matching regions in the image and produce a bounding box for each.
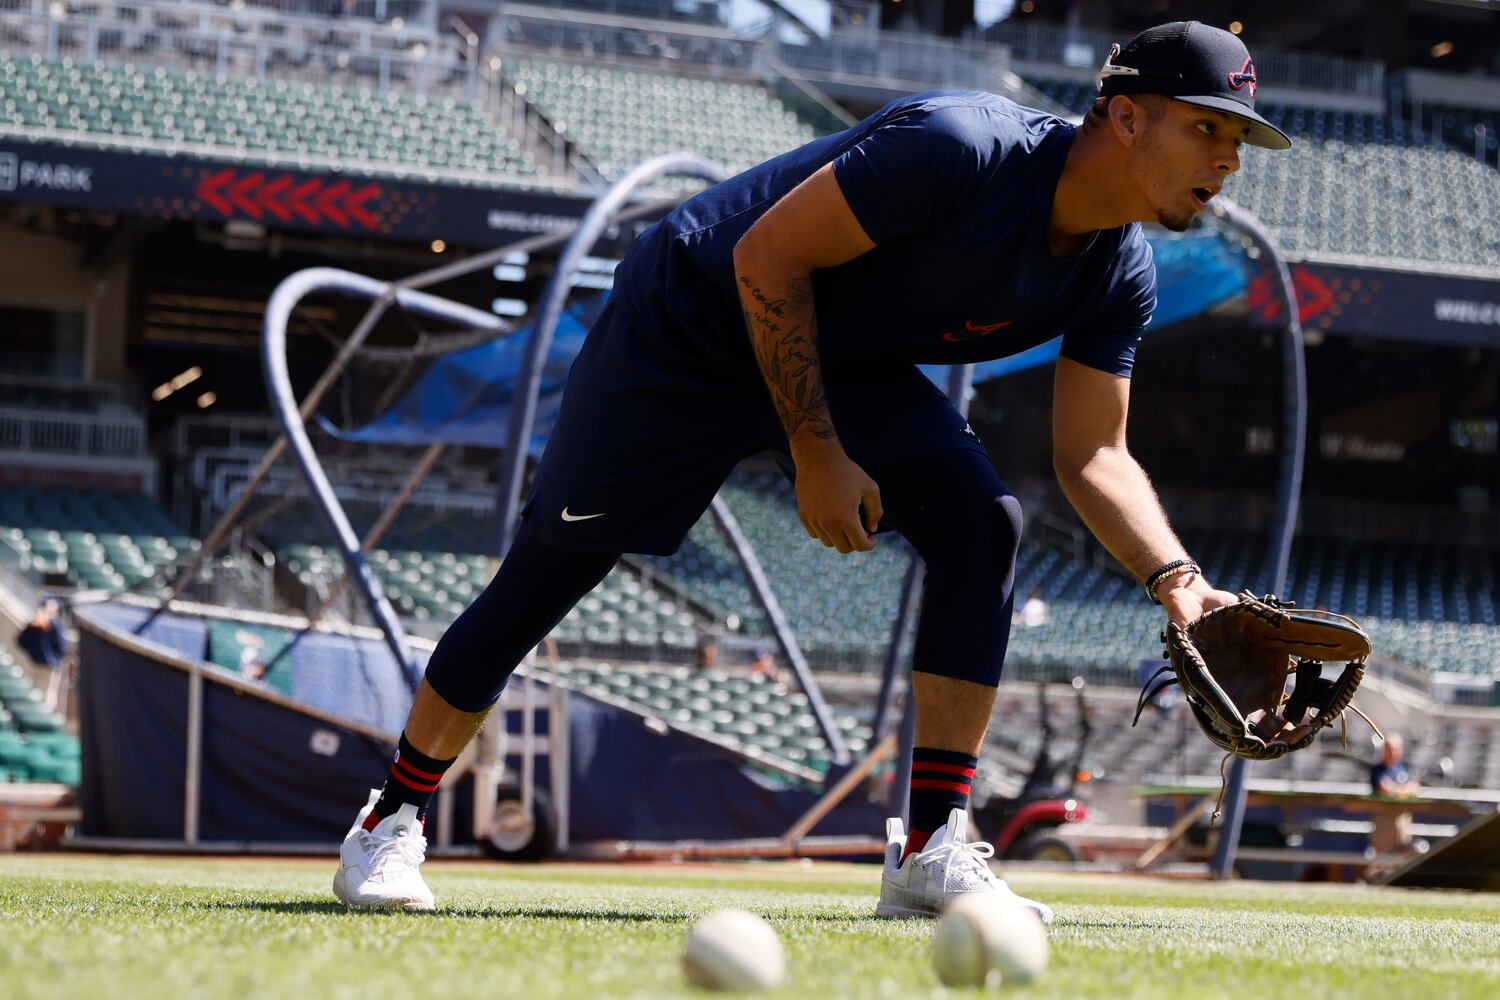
[333,21,1289,921]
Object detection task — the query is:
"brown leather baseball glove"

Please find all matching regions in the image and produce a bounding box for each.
[1134,592,1378,761]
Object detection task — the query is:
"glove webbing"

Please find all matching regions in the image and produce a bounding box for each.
[1132,661,1179,726]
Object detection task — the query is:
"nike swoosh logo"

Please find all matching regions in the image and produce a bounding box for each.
[942,319,1013,342]
[561,508,605,522]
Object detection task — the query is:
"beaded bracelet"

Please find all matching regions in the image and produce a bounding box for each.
[1144,559,1200,605]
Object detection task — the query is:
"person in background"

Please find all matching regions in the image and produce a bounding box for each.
[694,636,720,671]
[1370,732,1420,798]
[17,597,68,713]
[239,645,269,684]
[748,645,785,685]
[1019,588,1051,628]
[1368,732,1421,856]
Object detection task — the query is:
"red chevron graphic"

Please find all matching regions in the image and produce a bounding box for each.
[285,177,323,224]
[345,183,381,229]
[1292,266,1336,323]
[255,174,293,223]
[1249,265,1337,324]
[314,179,351,227]
[196,168,235,215]
[193,169,384,231]
[227,171,265,219]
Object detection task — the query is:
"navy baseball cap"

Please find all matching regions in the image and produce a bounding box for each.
[1096,21,1292,150]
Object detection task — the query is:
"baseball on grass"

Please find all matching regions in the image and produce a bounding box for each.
[932,894,1050,989]
[682,909,787,992]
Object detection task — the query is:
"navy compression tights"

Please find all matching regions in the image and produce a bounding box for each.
[422,448,1021,713]
[423,516,618,712]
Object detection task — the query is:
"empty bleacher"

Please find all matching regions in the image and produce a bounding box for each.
[248,496,713,649]
[648,478,1500,681]
[644,471,916,655]
[278,540,704,649]
[501,58,820,180]
[0,649,78,785]
[218,466,1500,684]
[538,660,875,776]
[984,681,1500,807]
[1426,103,1500,160]
[0,486,198,595]
[0,51,542,183]
[1,0,464,93]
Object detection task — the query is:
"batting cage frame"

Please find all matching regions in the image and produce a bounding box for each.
[1200,196,1308,880]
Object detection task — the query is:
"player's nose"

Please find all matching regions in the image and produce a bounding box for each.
[1215,142,1241,175]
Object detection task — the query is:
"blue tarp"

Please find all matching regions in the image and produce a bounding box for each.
[320,294,606,451]
[328,231,1248,448]
[76,601,882,845]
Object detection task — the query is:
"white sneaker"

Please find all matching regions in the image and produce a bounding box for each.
[333,789,436,911]
[876,807,1054,925]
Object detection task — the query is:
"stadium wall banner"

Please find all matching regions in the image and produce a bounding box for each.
[0,139,594,245]
[1249,259,1500,347]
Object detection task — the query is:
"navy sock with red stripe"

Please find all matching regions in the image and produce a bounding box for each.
[364,732,456,830]
[901,746,979,862]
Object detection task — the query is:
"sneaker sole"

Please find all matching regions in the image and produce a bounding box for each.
[876,892,1054,925]
[874,900,937,919]
[333,868,436,912]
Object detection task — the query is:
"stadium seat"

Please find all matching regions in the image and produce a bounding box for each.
[533,660,873,775]
[0,487,202,597]
[0,52,540,184]
[502,58,821,185]
[262,499,709,649]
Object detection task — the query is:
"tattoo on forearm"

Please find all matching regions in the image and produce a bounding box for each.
[738,275,837,443]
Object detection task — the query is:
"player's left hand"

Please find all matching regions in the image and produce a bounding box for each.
[1159,577,1240,629]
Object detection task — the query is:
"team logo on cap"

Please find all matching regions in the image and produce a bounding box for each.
[1227,57,1257,99]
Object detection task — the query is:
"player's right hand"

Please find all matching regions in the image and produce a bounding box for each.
[791,442,883,553]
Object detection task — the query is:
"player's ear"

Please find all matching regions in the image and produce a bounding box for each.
[1109,96,1143,147]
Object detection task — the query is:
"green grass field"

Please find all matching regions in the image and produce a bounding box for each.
[2,854,1497,999]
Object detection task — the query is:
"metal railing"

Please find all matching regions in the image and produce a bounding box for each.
[480,52,605,186]
[209,459,496,520]
[489,2,767,78]
[171,414,281,456]
[208,0,433,25]
[776,26,1011,92]
[495,0,723,27]
[3,0,438,43]
[987,21,1384,98]
[0,406,146,456]
[0,374,132,412]
[0,2,471,98]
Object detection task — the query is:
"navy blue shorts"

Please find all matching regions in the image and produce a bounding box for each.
[524,300,988,556]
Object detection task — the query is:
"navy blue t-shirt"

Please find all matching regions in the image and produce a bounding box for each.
[614,90,1156,376]
[1370,761,1414,794]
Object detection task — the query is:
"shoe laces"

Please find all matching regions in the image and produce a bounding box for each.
[915,837,996,893]
[364,827,427,878]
